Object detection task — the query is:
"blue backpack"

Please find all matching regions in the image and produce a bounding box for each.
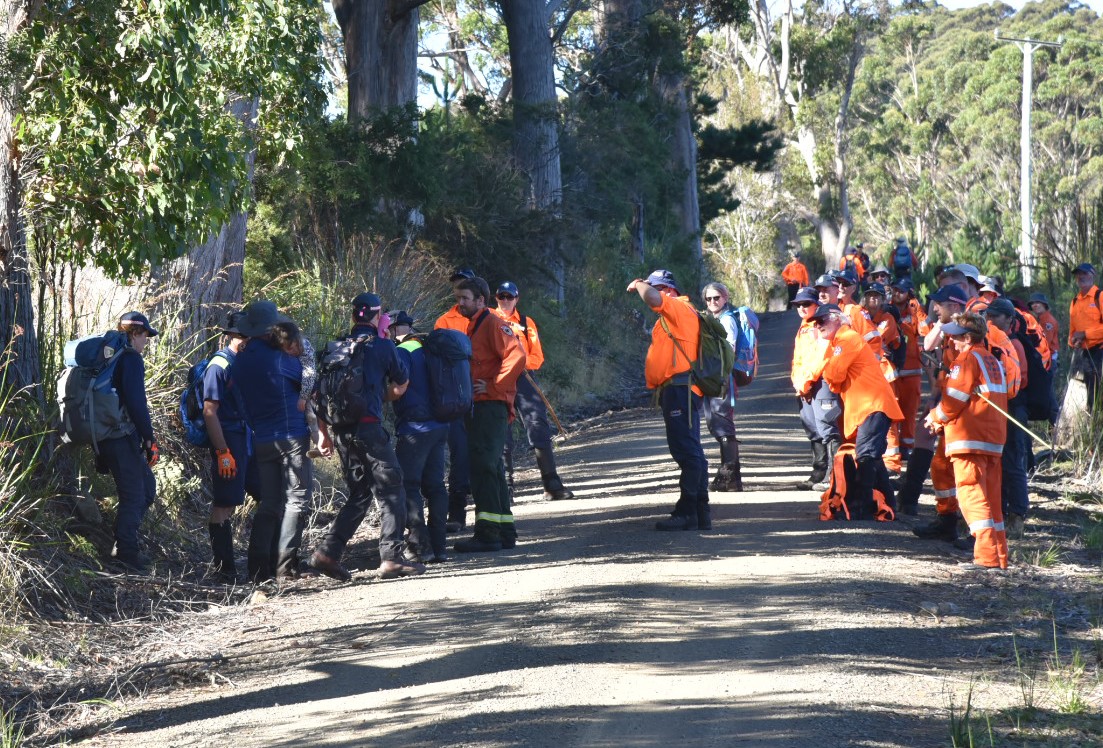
[893,243,913,270]
[727,306,759,387]
[422,328,474,421]
[56,330,134,451]
[179,351,232,447]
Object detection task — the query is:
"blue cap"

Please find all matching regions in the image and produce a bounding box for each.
[843,246,857,255]
[930,286,968,306]
[1073,262,1096,276]
[496,281,519,297]
[387,309,415,328]
[863,282,887,297]
[891,278,915,293]
[119,311,158,337]
[236,300,284,338]
[941,321,969,336]
[790,287,819,305]
[646,269,678,291]
[1028,292,1050,308]
[813,274,838,289]
[985,298,1016,317]
[832,269,859,286]
[450,267,476,282]
[810,303,842,321]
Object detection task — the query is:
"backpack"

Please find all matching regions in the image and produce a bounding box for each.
[882,305,908,370]
[56,331,134,452]
[178,351,232,448]
[421,328,474,421]
[315,333,376,428]
[819,443,895,522]
[843,256,858,275]
[659,308,736,399]
[1009,312,1055,422]
[728,306,760,387]
[893,243,913,270]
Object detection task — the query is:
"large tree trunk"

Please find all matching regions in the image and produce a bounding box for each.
[0,0,41,393]
[332,0,427,122]
[500,0,564,305]
[657,72,702,261]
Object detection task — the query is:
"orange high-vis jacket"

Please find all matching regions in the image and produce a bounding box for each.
[782,260,810,287]
[838,254,866,280]
[893,298,924,377]
[492,307,544,371]
[466,308,527,415]
[986,323,1021,399]
[645,294,702,395]
[871,308,901,382]
[842,302,882,358]
[1037,309,1059,362]
[821,326,905,439]
[931,344,1008,457]
[1018,310,1051,369]
[435,305,470,332]
[1069,285,1103,349]
[791,317,828,395]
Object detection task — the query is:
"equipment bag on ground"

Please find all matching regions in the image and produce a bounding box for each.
[56,330,134,451]
[819,443,895,522]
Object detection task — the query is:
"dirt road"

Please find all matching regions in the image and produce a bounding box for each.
[86,311,1093,748]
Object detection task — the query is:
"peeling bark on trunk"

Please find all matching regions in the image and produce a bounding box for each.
[657,72,702,262]
[500,0,564,306]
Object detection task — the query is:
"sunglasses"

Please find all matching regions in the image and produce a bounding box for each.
[796,302,817,308]
[705,295,724,302]
[496,293,516,300]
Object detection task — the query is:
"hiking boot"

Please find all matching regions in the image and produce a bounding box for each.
[1005,512,1025,540]
[912,514,959,542]
[112,550,151,573]
[378,558,426,579]
[897,499,919,517]
[308,551,352,582]
[697,505,712,531]
[446,520,466,534]
[811,479,830,492]
[500,535,517,550]
[454,536,503,553]
[952,535,975,552]
[536,448,575,500]
[655,513,699,531]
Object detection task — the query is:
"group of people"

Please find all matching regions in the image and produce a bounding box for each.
[93,270,576,581]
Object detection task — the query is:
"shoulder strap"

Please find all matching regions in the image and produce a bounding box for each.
[659,313,696,367]
[471,309,490,337]
[518,314,528,336]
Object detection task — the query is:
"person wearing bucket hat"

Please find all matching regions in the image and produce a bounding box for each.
[781,253,810,302]
[96,311,160,571]
[232,299,315,582]
[868,264,891,288]
[628,270,711,531]
[790,288,832,487]
[1069,262,1103,406]
[923,311,1009,570]
[1028,293,1059,366]
[492,281,575,502]
[198,310,254,582]
[436,270,480,530]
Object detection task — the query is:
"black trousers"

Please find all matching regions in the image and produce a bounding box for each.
[328,423,407,562]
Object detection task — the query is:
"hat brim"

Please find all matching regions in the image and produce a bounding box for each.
[941,322,970,336]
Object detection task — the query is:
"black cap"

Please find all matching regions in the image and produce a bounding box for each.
[450,267,477,282]
[1028,292,1050,308]
[985,298,1016,317]
[790,287,819,305]
[863,282,887,297]
[119,311,159,337]
[810,303,842,321]
[1073,262,1096,276]
[891,278,915,293]
[388,309,415,328]
[813,274,838,289]
[236,300,284,338]
[352,292,382,323]
[222,311,246,336]
[496,281,519,297]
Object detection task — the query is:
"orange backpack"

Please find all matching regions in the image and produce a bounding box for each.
[819,443,896,522]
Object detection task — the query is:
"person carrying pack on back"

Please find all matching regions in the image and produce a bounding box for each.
[71,312,160,572]
[701,282,744,492]
[493,281,575,502]
[891,237,916,278]
[628,270,711,531]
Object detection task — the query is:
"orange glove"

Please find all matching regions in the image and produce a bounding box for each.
[215,448,237,480]
[144,439,160,467]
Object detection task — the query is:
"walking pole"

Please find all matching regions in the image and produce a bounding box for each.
[977,393,1054,451]
[524,371,568,439]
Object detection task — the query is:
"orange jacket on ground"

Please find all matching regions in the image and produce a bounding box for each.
[782,260,810,287]
[791,318,827,395]
[435,305,470,332]
[893,298,924,378]
[1069,285,1103,349]
[467,308,527,415]
[931,343,1008,457]
[821,326,904,439]
[1036,309,1059,363]
[646,294,702,395]
[492,307,544,371]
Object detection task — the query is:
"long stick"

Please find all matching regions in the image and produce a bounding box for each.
[977,393,1054,450]
[524,371,567,438]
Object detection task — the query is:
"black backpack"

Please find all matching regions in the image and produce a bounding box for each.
[882,305,908,370]
[421,328,474,421]
[1010,312,1055,422]
[316,333,375,428]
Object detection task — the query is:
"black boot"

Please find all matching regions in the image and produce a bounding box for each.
[697,501,712,531]
[897,447,933,516]
[807,440,828,487]
[851,458,878,520]
[912,513,959,541]
[535,447,575,500]
[710,437,743,492]
[815,438,841,491]
[208,521,237,582]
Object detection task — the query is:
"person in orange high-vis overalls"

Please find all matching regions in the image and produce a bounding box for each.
[862,283,904,472]
[782,253,811,302]
[1068,263,1103,407]
[925,312,1009,569]
[813,303,904,518]
[629,269,711,531]
[435,268,479,531]
[492,281,574,502]
[790,287,829,486]
[891,279,924,458]
[452,276,527,554]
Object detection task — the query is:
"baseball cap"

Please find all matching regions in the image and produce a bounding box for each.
[352,292,382,311]
[891,278,915,293]
[930,286,969,306]
[450,267,476,282]
[809,303,842,321]
[833,269,859,286]
[813,274,838,289]
[1073,262,1096,276]
[496,281,519,297]
[221,311,246,336]
[863,282,887,297]
[843,246,857,255]
[790,287,819,305]
[388,309,415,328]
[118,311,158,337]
[1028,292,1050,308]
[646,269,678,291]
[942,315,986,338]
[985,298,1016,317]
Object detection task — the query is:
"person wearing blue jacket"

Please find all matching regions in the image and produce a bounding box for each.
[100,311,160,572]
[390,311,451,563]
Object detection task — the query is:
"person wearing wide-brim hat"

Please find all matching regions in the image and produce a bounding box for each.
[231,299,314,582]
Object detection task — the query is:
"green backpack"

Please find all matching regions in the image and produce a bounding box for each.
[660,310,736,398]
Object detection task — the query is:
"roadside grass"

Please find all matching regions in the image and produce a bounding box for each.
[0,706,25,748]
